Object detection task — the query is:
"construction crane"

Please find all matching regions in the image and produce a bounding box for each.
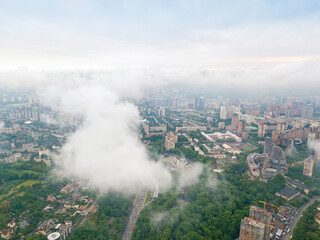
[244,217,275,240]
[259,200,280,211]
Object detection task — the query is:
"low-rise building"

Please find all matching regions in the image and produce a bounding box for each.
[275,187,300,201]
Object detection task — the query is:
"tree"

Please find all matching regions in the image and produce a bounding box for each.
[0,200,11,213]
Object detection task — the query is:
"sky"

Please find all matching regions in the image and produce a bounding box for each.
[1,0,320,70]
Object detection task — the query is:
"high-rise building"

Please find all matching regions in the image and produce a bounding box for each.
[272,127,309,146]
[303,158,314,177]
[258,123,265,138]
[239,206,272,240]
[220,106,228,119]
[158,107,166,117]
[264,137,274,157]
[302,105,313,119]
[231,114,239,126]
[194,97,205,111]
[271,146,286,167]
[32,107,40,121]
[277,123,286,132]
[286,109,294,119]
[238,120,246,136]
[165,132,178,150]
[218,122,226,129]
[273,105,280,118]
[24,105,41,121]
[220,106,240,120]
[199,97,205,111]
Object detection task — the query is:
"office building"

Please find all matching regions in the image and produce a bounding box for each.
[258,123,265,138]
[271,146,286,167]
[231,114,239,126]
[303,158,314,177]
[165,132,178,150]
[220,106,240,120]
[238,120,246,136]
[264,137,274,157]
[302,105,313,119]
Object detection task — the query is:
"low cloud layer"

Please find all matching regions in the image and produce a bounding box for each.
[1,60,320,95]
[176,163,203,190]
[308,139,320,155]
[0,67,319,194]
[38,79,172,194]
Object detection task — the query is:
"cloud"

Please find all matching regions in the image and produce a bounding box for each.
[285,145,297,157]
[1,59,320,96]
[308,139,320,156]
[176,163,203,190]
[32,76,170,194]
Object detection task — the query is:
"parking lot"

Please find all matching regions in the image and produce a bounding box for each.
[270,205,296,239]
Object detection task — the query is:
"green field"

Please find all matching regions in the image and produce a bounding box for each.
[241,145,256,151]
[0,180,44,200]
[16,179,44,188]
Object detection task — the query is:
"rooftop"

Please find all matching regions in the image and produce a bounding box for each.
[276,187,300,198]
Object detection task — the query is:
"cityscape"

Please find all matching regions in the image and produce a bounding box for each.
[1,91,320,239]
[1,1,320,240]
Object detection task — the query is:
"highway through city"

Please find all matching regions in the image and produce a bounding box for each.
[283,196,320,240]
[121,188,148,240]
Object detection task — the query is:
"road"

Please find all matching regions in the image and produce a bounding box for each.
[271,205,296,240]
[283,196,320,240]
[77,201,98,227]
[121,188,148,240]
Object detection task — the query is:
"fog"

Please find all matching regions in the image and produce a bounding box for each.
[0,71,210,195]
[37,78,174,194]
[308,139,320,156]
[176,163,203,190]
[0,66,319,194]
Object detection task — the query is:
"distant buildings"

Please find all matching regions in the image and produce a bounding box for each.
[303,158,314,177]
[194,97,205,111]
[175,126,206,132]
[24,105,41,121]
[231,114,239,126]
[165,132,178,150]
[263,137,286,168]
[247,137,286,180]
[218,122,225,129]
[142,119,167,137]
[202,131,242,143]
[270,146,286,167]
[258,123,265,138]
[247,153,278,180]
[302,105,313,119]
[272,127,309,147]
[220,106,240,119]
[157,107,166,117]
[237,120,246,136]
[263,137,274,157]
[0,124,21,134]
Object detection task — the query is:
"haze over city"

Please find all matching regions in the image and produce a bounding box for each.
[0,1,320,240]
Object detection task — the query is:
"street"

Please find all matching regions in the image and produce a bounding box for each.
[283,196,320,240]
[121,188,148,240]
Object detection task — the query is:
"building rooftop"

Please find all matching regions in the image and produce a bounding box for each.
[288,179,310,190]
[276,187,300,199]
